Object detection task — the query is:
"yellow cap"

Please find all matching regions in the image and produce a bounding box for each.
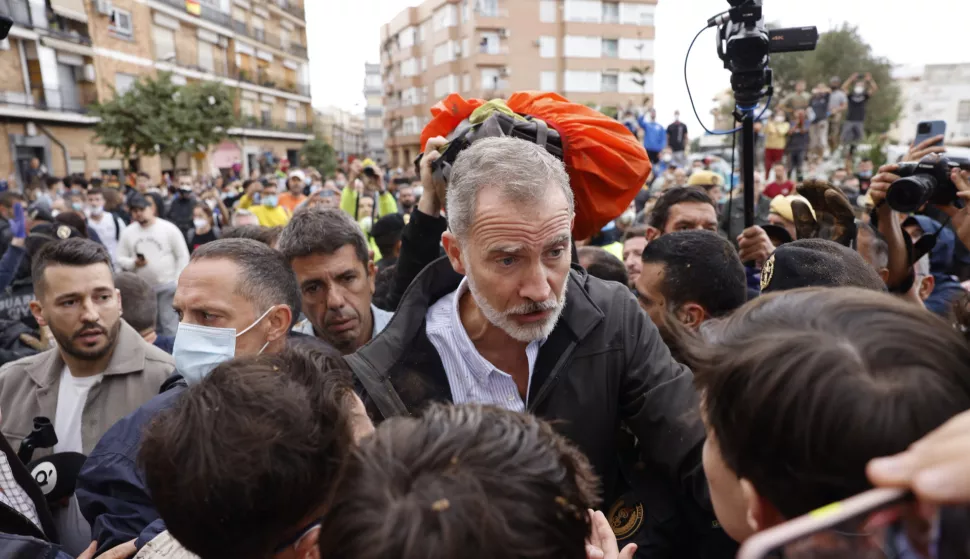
[769,194,816,223]
[687,170,723,188]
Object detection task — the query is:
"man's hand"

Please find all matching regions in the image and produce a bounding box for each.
[869,164,900,207]
[585,510,637,559]
[19,326,52,351]
[418,136,448,217]
[868,409,970,505]
[77,539,137,559]
[948,169,970,249]
[737,226,774,267]
[135,254,148,268]
[905,135,946,162]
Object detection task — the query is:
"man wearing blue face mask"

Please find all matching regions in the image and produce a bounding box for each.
[76,238,332,556]
[248,183,291,227]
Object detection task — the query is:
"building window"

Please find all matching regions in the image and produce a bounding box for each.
[286,106,297,127]
[240,99,254,117]
[540,71,557,91]
[110,8,134,37]
[462,73,471,92]
[433,4,458,30]
[565,35,601,58]
[602,2,620,23]
[198,41,214,73]
[564,70,600,93]
[602,73,619,93]
[481,68,500,90]
[400,26,416,49]
[540,0,557,22]
[480,31,500,54]
[152,25,176,61]
[115,73,137,95]
[620,3,655,26]
[602,38,618,58]
[476,0,498,17]
[539,36,557,58]
[564,0,601,23]
[280,29,290,49]
[959,100,970,122]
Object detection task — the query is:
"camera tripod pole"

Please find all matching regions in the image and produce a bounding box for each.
[741,108,756,229]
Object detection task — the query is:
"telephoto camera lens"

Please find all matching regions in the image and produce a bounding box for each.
[886,174,938,214]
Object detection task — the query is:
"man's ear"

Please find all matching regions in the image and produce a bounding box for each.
[267,306,293,343]
[442,231,466,276]
[368,260,377,295]
[877,267,890,285]
[645,226,661,241]
[29,300,46,328]
[918,274,935,302]
[295,525,321,559]
[677,302,706,330]
[740,478,785,534]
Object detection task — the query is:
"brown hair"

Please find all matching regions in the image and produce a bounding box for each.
[318,404,600,559]
[690,287,970,519]
[139,347,356,559]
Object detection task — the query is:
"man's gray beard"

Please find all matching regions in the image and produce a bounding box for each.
[465,267,568,343]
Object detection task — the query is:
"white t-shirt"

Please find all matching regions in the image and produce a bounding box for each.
[116,219,191,286]
[53,367,103,454]
[88,212,122,261]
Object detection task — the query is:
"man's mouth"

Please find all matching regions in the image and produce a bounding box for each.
[327,317,357,334]
[76,328,105,344]
[512,309,552,324]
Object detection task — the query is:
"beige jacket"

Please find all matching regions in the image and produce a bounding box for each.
[0,321,175,457]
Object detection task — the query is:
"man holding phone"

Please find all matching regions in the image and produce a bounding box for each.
[340,159,398,225]
[840,72,879,152]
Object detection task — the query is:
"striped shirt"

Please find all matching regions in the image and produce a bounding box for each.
[426,279,544,412]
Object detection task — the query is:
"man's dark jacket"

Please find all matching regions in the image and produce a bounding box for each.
[347,256,708,513]
[75,333,336,554]
[165,195,195,240]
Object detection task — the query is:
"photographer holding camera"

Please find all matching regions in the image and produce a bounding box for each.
[868,136,970,314]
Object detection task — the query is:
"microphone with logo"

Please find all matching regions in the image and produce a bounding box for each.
[28,453,87,506]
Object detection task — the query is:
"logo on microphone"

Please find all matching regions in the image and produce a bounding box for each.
[31,461,57,495]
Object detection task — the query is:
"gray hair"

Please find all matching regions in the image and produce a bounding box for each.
[446,137,573,242]
[190,239,301,325]
[114,272,157,333]
[277,207,369,270]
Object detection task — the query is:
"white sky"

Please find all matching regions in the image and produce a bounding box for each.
[307,0,970,136]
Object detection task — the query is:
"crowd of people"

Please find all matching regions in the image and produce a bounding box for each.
[0,80,968,559]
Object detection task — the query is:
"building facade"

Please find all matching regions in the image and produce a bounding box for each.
[363,62,386,164]
[0,0,313,185]
[380,0,657,167]
[890,63,970,147]
[316,106,365,163]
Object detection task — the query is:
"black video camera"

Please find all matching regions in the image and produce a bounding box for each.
[17,417,58,464]
[887,154,970,213]
[716,0,818,107]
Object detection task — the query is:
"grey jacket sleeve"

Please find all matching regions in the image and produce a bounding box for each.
[616,289,710,509]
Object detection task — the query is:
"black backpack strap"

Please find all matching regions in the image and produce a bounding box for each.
[344,353,410,419]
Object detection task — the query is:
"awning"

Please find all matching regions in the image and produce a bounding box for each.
[50,0,88,23]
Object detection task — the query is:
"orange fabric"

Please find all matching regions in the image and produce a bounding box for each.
[419,92,651,240]
[277,192,306,213]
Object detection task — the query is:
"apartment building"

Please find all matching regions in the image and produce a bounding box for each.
[363,62,386,164]
[316,106,365,163]
[380,0,656,167]
[0,0,312,185]
[890,63,970,147]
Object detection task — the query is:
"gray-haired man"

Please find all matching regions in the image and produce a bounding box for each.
[346,137,719,552]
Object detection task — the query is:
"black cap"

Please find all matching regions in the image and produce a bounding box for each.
[370,213,405,239]
[128,194,149,209]
[27,204,53,223]
[760,239,886,293]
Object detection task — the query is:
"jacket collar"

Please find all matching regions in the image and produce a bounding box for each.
[362,257,605,371]
[27,321,152,388]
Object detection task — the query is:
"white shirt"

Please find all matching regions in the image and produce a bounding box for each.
[426,279,545,412]
[53,367,103,454]
[87,212,122,261]
[116,219,191,286]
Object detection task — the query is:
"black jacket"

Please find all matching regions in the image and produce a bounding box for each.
[165,196,196,239]
[347,257,708,513]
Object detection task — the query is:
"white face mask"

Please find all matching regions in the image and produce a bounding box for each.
[193,218,209,230]
[662,154,672,162]
[854,86,865,95]
[173,306,276,385]
[89,204,104,216]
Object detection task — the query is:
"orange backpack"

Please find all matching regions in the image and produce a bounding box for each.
[420,92,652,240]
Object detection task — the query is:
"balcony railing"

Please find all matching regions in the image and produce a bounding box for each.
[46,25,93,45]
[289,43,308,58]
[1,87,97,114]
[157,0,231,28]
[0,0,32,27]
[274,0,304,20]
[239,114,313,134]
[232,19,247,34]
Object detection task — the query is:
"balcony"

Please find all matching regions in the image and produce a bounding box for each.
[157,0,231,28]
[0,0,32,27]
[239,114,313,134]
[474,5,509,29]
[1,87,97,114]
[288,43,308,58]
[45,25,92,45]
[232,20,247,34]
[272,0,304,20]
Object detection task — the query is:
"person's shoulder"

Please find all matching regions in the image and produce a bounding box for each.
[0,349,52,379]
[90,384,186,458]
